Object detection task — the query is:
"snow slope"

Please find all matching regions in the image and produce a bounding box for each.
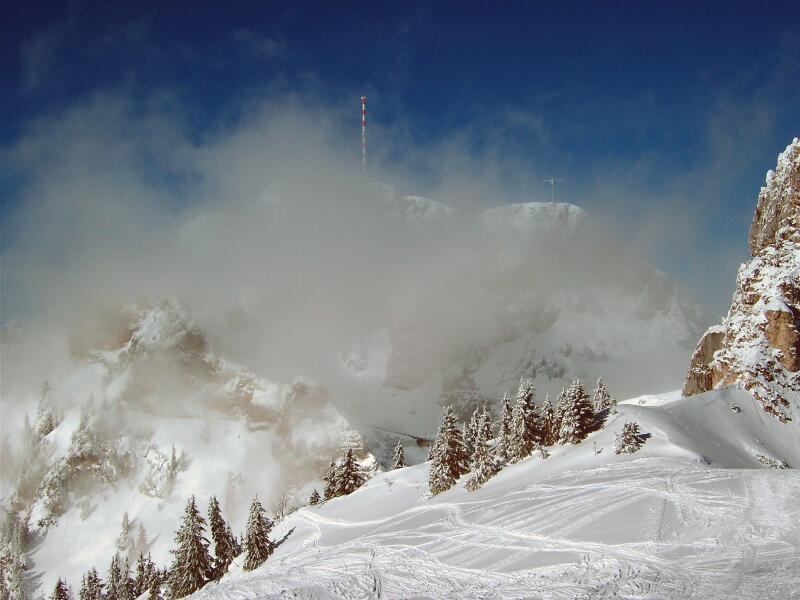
[193,387,800,599]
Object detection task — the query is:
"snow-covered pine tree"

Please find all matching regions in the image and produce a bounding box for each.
[242,498,274,572]
[592,378,613,412]
[615,422,645,454]
[133,554,157,597]
[464,405,482,456]
[516,378,540,456]
[35,382,59,441]
[428,405,469,495]
[553,388,567,442]
[322,459,338,501]
[539,395,555,446]
[518,379,540,436]
[391,440,405,470]
[80,568,102,600]
[105,555,124,600]
[496,394,514,462]
[480,405,493,443]
[230,525,242,557]
[50,579,69,600]
[167,496,212,599]
[116,513,135,559]
[147,583,163,600]
[308,489,321,506]
[119,558,135,600]
[76,576,87,600]
[558,380,597,444]
[336,448,366,496]
[465,411,497,492]
[506,400,525,463]
[207,496,238,580]
[136,524,148,558]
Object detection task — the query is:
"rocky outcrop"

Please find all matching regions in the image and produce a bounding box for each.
[683,138,800,422]
[682,325,725,396]
[749,138,800,255]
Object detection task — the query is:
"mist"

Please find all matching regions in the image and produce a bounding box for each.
[0,86,739,430]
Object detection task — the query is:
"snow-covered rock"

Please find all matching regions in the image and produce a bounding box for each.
[684,138,800,422]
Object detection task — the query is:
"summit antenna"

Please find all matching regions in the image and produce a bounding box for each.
[542,177,564,203]
[360,96,367,173]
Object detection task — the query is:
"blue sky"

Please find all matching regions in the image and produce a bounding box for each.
[2,1,799,312]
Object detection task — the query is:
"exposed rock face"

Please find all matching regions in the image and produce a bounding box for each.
[683,138,800,422]
[749,138,800,255]
[682,325,725,396]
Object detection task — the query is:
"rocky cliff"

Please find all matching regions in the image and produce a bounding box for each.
[683,138,800,422]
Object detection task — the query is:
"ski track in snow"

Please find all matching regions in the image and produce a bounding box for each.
[194,459,800,600]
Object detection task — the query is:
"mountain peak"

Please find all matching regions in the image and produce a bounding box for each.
[748,137,800,256]
[684,139,800,422]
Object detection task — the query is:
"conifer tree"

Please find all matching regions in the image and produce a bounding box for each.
[322,459,338,501]
[592,378,616,427]
[464,405,482,456]
[480,405,493,443]
[133,554,157,597]
[391,440,405,470]
[553,388,567,441]
[336,448,366,496]
[496,394,514,462]
[35,382,59,441]
[79,568,102,600]
[106,555,122,600]
[509,378,541,460]
[167,496,212,599]
[428,405,469,495]
[50,579,69,600]
[308,489,321,506]
[506,400,526,462]
[242,498,274,572]
[539,395,556,446]
[465,411,496,492]
[207,496,238,580]
[116,513,135,559]
[558,380,597,444]
[119,559,134,600]
[50,577,70,600]
[147,583,163,600]
[136,524,148,558]
[615,422,645,454]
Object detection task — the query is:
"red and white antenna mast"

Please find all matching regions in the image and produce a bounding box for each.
[360,96,367,173]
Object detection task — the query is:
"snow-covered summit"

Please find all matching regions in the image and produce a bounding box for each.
[370,183,456,224]
[482,201,587,235]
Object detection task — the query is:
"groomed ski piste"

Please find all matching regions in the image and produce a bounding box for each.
[192,387,800,599]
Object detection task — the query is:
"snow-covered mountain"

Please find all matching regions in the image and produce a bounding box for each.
[332,190,708,450]
[2,181,708,594]
[684,137,800,423]
[0,298,366,593]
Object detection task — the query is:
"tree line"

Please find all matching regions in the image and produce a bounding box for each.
[427,377,644,495]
